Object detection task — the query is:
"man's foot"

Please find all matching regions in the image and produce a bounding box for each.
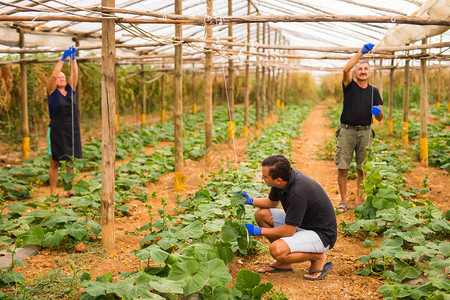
[304,262,333,281]
[257,262,293,274]
[304,253,327,280]
[336,202,349,213]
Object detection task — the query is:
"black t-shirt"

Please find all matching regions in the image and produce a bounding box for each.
[340,80,383,126]
[268,169,337,249]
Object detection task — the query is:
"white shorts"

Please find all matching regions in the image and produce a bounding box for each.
[270,208,330,253]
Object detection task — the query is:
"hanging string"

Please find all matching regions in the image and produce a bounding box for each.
[70,46,75,159]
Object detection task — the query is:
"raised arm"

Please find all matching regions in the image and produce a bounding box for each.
[67,47,78,90]
[343,43,374,87]
[47,47,72,94]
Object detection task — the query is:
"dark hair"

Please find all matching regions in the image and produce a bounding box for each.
[262,155,291,181]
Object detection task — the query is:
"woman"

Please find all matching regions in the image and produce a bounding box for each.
[46,46,81,197]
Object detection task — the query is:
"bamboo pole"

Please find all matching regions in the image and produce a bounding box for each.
[243,0,250,137]
[174,0,185,191]
[19,29,30,160]
[267,27,273,120]
[261,23,266,126]
[141,64,146,126]
[100,0,116,252]
[436,63,441,108]
[204,0,213,164]
[161,72,166,122]
[419,39,428,167]
[388,59,394,136]
[255,22,261,128]
[227,0,235,140]
[192,70,197,114]
[75,39,82,122]
[402,55,410,146]
[5,11,449,26]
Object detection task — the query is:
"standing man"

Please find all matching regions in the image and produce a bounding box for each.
[239,155,337,280]
[335,43,384,213]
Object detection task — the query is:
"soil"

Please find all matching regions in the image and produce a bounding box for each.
[3,105,450,299]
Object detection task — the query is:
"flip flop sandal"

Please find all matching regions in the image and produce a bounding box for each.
[304,262,333,281]
[257,265,294,274]
[336,203,349,213]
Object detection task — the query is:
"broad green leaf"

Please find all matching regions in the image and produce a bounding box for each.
[0,236,13,247]
[394,260,422,282]
[4,204,28,213]
[230,194,246,207]
[42,215,78,227]
[432,278,450,291]
[216,241,235,265]
[114,275,151,300]
[410,282,433,300]
[25,209,53,218]
[174,220,203,239]
[372,188,399,210]
[15,227,44,247]
[167,260,206,295]
[197,258,232,287]
[252,282,273,299]
[148,277,184,294]
[64,224,88,240]
[221,219,241,243]
[193,189,211,203]
[1,271,25,283]
[134,245,169,265]
[438,242,450,257]
[234,269,261,291]
[42,230,67,247]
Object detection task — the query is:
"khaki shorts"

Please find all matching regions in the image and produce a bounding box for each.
[334,125,374,170]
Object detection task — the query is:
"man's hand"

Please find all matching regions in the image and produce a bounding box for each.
[361,43,374,54]
[70,46,77,60]
[61,48,72,62]
[371,106,381,116]
[237,191,253,205]
[245,224,262,236]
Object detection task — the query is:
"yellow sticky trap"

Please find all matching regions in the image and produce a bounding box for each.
[388,120,393,136]
[22,137,30,159]
[115,114,119,133]
[402,122,408,145]
[227,121,235,139]
[243,125,249,137]
[419,138,428,166]
[161,109,166,123]
[281,102,285,109]
[141,113,146,126]
[436,102,440,108]
[193,103,197,114]
[174,172,188,192]
[276,99,280,107]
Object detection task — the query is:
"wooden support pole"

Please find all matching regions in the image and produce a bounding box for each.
[192,70,197,114]
[402,56,410,146]
[419,38,428,167]
[255,22,261,128]
[227,0,235,139]
[174,0,185,191]
[261,23,266,126]
[388,59,394,136]
[19,30,30,159]
[161,72,166,122]
[267,27,273,120]
[141,64,146,126]
[75,39,82,122]
[436,64,441,108]
[101,0,116,251]
[243,0,250,137]
[204,0,213,164]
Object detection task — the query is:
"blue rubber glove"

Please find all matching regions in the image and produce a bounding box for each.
[371,106,381,116]
[236,191,253,205]
[70,46,77,60]
[361,43,374,54]
[245,224,262,236]
[61,49,71,61]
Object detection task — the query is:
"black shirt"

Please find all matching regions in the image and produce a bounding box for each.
[268,169,337,249]
[340,80,383,126]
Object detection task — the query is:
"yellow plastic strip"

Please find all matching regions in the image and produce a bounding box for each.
[276,99,280,108]
[161,109,166,123]
[388,120,393,136]
[281,102,285,109]
[193,103,197,114]
[141,113,146,126]
[22,137,30,159]
[419,138,428,166]
[402,122,408,145]
[227,121,235,139]
[115,114,119,133]
[243,125,249,137]
[174,171,188,192]
[436,102,440,108]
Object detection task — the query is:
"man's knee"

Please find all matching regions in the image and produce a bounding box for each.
[269,239,290,261]
[255,208,273,227]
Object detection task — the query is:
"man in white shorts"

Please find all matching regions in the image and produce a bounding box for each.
[239,155,337,280]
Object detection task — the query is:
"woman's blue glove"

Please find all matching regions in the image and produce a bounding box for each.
[371,106,381,116]
[245,224,262,236]
[236,191,253,205]
[70,46,77,60]
[61,49,72,61]
[361,43,374,54]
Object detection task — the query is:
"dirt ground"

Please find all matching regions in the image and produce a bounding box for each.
[4,105,450,299]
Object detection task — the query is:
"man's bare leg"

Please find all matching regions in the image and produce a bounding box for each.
[49,157,59,196]
[337,169,349,212]
[254,208,277,242]
[355,168,364,206]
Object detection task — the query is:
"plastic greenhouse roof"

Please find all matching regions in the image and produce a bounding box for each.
[0,0,449,79]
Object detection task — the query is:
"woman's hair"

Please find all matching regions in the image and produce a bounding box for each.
[262,155,291,181]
